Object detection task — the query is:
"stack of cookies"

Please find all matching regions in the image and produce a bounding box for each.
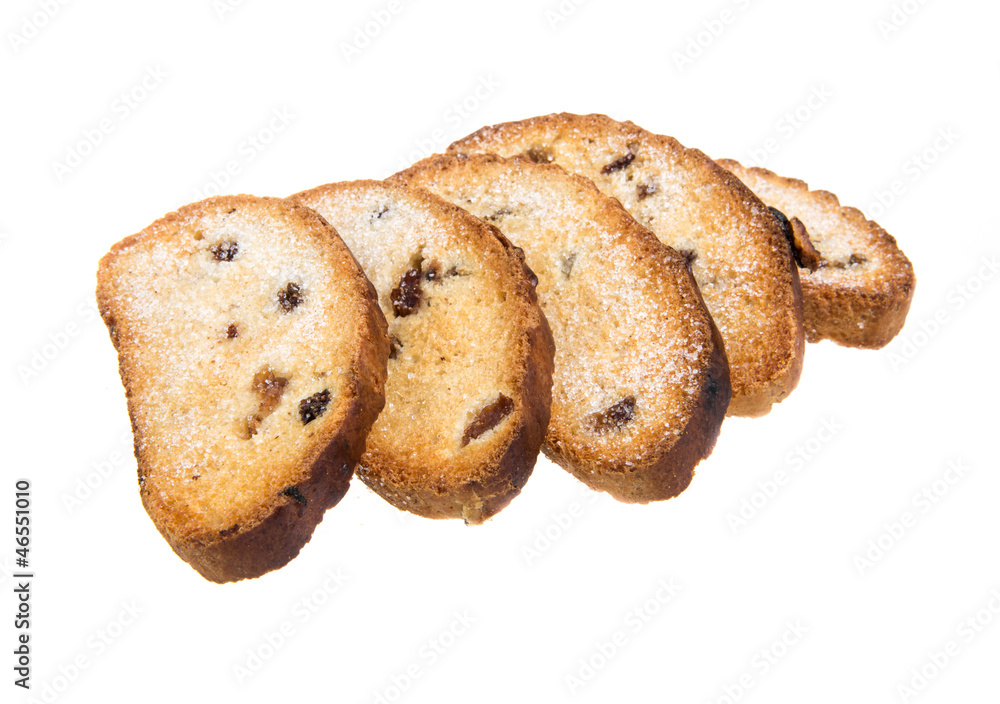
[97,113,915,582]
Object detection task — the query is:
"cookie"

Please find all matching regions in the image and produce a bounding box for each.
[97,195,389,582]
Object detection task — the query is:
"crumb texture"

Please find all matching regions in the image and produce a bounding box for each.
[392,154,730,502]
[716,159,916,348]
[290,181,553,522]
[97,195,388,582]
[450,113,805,417]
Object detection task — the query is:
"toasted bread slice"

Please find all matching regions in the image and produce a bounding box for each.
[449,113,804,417]
[390,154,730,502]
[289,181,554,523]
[715,159,916,348]
[96,195,389,583]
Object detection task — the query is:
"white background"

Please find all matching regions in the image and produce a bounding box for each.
[2,0,998,702]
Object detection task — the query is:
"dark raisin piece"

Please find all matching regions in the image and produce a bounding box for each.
[389,335,403,359]
[601,152,635,174]
[679,249,697,269]
[391,268,423,317]
[589,396,637,433]
[210,240,239,261]
[637,182,658,199]
[524,146,554,164]
[299,389,332,425]
[282,486,308,506]
[374,204,390,219]
[227,207,237,215]
[770,207,824,270]
[226,324,238,338]
[849,253,867,266]
[278,282,303,312]
[219,524,240,537]
[462,394,514,446]
[424,261,441,282]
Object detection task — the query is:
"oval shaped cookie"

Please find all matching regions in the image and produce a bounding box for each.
[716,159,916,349]
[449,113,805,417]
[96,195,389,582]
[392,154,731,502]
[289,180,554,524]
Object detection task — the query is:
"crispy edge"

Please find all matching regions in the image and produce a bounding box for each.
[448,113,805,417]
[289,181,555,524]
[447,113,805,417]
[391,152,731,501]
[716,159,916,349]
[96,195,390,582]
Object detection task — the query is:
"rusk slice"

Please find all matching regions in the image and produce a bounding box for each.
[289,181,554,524]
[716,159,916,348]
[391,154,730,502]
[449,113,804,417]
[97,195,389,583]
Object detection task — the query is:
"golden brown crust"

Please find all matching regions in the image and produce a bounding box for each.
[97,195,389,582]
[716,159,916,348]
[391,153,731,503]
[288,181,554,524]
[449,113,804,417]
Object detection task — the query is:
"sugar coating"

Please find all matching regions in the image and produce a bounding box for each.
[719,161,912,292]
[395,155,717,468]
[291,181,535,484]
[451,114,802,414]
[100,198,367,533]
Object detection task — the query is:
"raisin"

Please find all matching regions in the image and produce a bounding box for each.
[424,261,441,282]
[227,207,237,215]
[462,394,514,446]
[679,249,697,269]
[219,524,240,537]
[601,152,635,174]
[278,282,303,312]
[245,367,288,438]
[282,486,308,506]
[560,252,578,278]
[299,389,332,425]
[210,240,239,261]
[374,204,390,219]
[770,207,824,270]
[524,146,554,164]
[226,324,238,338]
[589,396,637,433]
[830,253,867,269]
[389,336,403,359]
[253,367,288,405]
[485,207,513,222]
[391,268,423,317]
[637,182,658,199]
